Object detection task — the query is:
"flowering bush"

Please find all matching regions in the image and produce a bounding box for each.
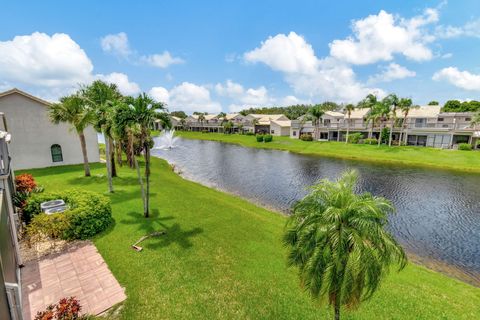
[34,297,88,320]
[15,173,37,192]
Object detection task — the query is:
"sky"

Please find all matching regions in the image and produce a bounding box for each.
[1,0,480,114]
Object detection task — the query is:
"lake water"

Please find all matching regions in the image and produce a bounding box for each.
[152,138,480,285]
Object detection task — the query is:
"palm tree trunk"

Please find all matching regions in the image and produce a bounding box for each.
[388,118,394,147]
[144,143,150,218]
[345,118,350,144]
[77,131,90,177]
[134,157,146,215]
[109,138,117,177]
[104,134,114,193]
[334,300,341,320]
[378,123,382,146]
[116,139,123,167]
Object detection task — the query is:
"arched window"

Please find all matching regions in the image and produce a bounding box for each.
[51,144,63,162]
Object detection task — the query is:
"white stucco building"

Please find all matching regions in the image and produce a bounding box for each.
[0,88,100,170]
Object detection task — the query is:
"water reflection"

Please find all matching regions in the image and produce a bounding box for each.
[152,138,480,284]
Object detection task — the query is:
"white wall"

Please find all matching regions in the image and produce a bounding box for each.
[0,93,100,170]
[270,123,290,136]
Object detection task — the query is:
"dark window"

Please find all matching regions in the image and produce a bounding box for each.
[271,130,275,134]
[465,117,471,121]
[293,131,297,136]
[51,144,63,162]
[438,118,444,121]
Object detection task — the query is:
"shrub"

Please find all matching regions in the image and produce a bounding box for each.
[300,134,313,141]
[264,134,273,143]
[15,173,37,192]
[26,190,113,240]
[35,297,89,320]
[380,127,390,144]
[458,143,472,151]
[256,135,264,142]
[363,138,378,145]
[347,132,363,144]
[245,132,255,136]
[201,129,209,133]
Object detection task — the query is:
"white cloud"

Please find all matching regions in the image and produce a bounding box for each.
[244,33,383,103]
[215,80,272,106]
[435,19,480,39]
[142,51,184,68]
[215,80,244,97]
[97,72,141,96]
[167,82,221,113]
[149,86,170,104]
[0,32,93,87]
[244,32,319,74]
[432,67,480,91]
[100,32,131,57]
[369,63,416,83]
[329,9,437,65]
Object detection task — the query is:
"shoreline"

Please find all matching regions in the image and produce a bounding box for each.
[176,132,480,174]
[161,155,480,288]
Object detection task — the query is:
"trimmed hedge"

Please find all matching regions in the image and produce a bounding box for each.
[26,190,113,240]
[363,138,378,145]
[300,134,313,141]
[256,135,264,142]
[347,132,363,144]
[264,134,273,143]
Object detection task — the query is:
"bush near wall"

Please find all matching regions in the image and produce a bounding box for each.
[300,134,313,141]
[458,143,473,151]
[26,190,113,241]
[347,132,363,144]
[256,135,264,142]
[363,138,378,145]
[264,134,273,143]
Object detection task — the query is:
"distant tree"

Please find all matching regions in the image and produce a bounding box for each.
[49,94,93,177]
[398,99,417,144]
[170,111,187,119]
[441,100,462,112]
[428,101,439,105]
[239,105,312,119]
[383,94,400,147]
[193,111,208,115]
[284,170,407,320]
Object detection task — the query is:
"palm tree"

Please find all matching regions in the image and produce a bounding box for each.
[374,101,390,146]
[309,104,326,140]
[398,99,417,145]
[198,113,206,131]
[383,94,399,147]
[129,93,170,217]
[284,170,407,320]
[358,94,378,139]
[83,80,122,193]
[344,104,355,144]
[251,118,259,134]
[49,94,93,176]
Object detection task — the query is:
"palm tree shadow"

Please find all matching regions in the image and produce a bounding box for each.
[120,208,203,250]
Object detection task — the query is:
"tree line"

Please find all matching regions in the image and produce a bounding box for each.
[48,80,170,218]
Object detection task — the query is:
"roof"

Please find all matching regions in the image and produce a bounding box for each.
[324,111,344,118]
[204,114,218,121]
[225,113,243,120]
[271,120,292,127]
[349,108,370,119]
[171,116,181,121]
[402,105,440,118]
[248,114,286,121]
[0,88,52,106]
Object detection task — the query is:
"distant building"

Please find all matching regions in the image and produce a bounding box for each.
[0,88,100,170]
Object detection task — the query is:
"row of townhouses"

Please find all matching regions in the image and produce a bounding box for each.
[164,105,480,148]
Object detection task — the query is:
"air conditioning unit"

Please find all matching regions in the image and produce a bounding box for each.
[40,199,65,212]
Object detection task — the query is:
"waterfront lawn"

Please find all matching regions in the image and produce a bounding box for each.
[23,160,480,319]
[177,131,480,173]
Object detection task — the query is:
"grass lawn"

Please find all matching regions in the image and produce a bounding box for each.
[176,131,480,173]
[23,160,480,319]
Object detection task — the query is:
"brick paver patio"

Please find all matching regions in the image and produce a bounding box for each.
[21,242,126,319]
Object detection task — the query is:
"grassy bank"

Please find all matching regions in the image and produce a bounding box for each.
[177,131,480,173]
[23,161,480,319]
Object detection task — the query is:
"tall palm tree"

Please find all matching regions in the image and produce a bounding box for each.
[398,98,417,145]
[251,118,259,134]
[374,101,390,146]
[198,113,206,131]
[83,80,122,192]
[129,93,170,217]
[284,170,407,320]
[358,94,378,139]
[383,94,399,147]
[49,94,93,176]
[344,104,355,144]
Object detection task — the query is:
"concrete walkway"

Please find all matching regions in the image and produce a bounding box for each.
[21,242,126,319]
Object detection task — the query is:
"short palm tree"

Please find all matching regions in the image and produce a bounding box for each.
[344,104,355,144]
[198,113,206,130]
[284,170,407,320]
[49,94,93,176]
[129,93,170,218]
[383,94,399,147]
[309,104,326,140]
[398,99,417,144]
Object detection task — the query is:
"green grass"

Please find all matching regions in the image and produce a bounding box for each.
[23,161,480,319]
[176,131,480,173]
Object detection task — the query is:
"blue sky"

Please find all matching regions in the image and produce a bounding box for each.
[1,0,479,113]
